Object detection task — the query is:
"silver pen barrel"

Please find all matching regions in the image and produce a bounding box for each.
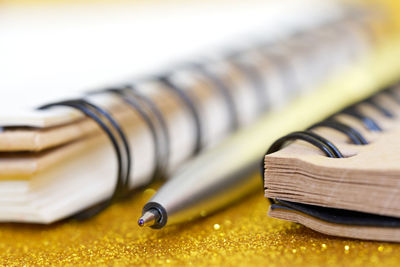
[138,139,263,229]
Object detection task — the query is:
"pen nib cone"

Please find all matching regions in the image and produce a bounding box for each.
[138,209,160,227]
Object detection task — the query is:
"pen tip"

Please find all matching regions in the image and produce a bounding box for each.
[138,218,145,227]
[138,209,161,228]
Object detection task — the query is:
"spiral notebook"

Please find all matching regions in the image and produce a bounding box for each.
[0,2,388,223]
[262,81,400,242]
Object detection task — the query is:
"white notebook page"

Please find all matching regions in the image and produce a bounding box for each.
[0,0,343,127]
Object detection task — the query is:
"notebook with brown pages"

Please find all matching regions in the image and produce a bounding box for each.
[263,82,400,242]
[0,1,393,224]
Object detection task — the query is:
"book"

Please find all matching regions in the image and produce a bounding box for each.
[0,2,389,223]
[263,80,400,242]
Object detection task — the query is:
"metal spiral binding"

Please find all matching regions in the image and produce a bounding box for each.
[226,52,269,113]
[182,62,240,132]
[39,99,132,220]
[156,74,203,155]
[102,86,170,183]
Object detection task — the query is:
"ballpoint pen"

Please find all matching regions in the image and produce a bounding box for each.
[136,67,377,229]
[137,9,380,228]
[137,131,263,229]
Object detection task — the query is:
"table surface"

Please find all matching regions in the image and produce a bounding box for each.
[0,177,399,266]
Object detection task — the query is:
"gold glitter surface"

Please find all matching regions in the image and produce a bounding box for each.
[1,178,400,266]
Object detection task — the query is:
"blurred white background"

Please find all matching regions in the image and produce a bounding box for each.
[0,0,340,112]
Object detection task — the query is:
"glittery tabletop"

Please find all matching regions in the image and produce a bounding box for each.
[0,179,399,266]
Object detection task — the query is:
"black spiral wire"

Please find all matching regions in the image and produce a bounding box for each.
[102,86,170,183]
[39,99,132,219]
